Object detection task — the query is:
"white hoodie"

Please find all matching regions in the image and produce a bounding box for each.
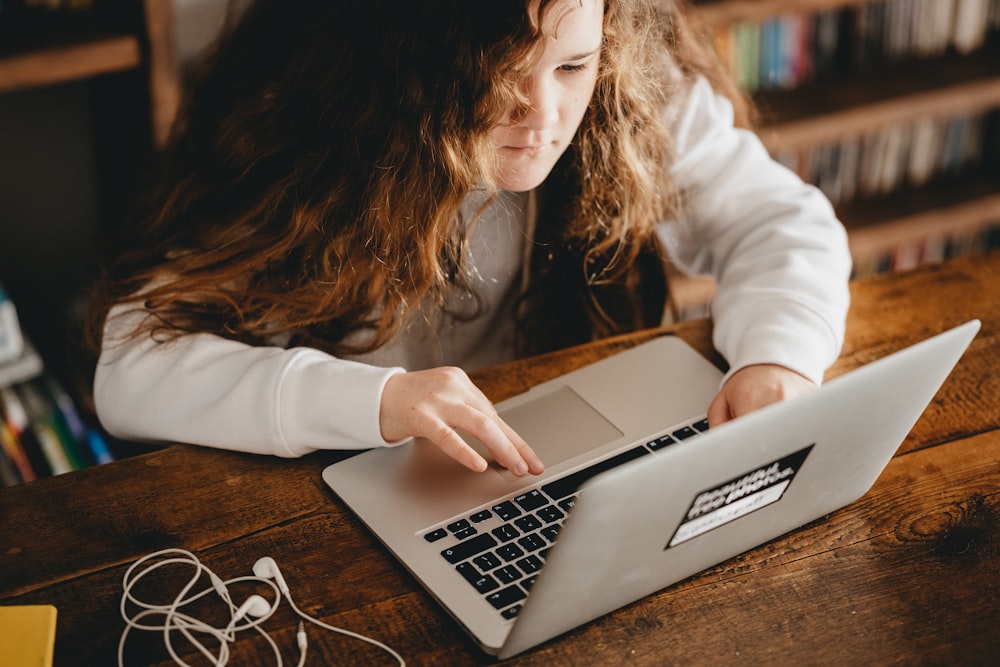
[94,76,852,457]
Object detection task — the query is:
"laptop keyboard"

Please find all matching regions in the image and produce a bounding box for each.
[422,417,710,620]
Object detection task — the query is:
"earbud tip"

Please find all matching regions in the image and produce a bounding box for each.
[252,556,275,578]
[244,594,272,618]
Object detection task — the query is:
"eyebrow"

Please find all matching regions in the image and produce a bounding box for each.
[563,47,601,61]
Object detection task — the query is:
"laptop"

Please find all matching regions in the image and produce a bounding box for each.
[322,319,980,659]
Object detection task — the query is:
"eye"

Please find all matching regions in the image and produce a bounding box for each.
[559,62,590,74]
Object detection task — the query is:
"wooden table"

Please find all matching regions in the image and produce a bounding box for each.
[2,251,998,666]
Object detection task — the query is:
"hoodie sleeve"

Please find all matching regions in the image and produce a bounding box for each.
[656,76,852,385]
[93,305,405,457]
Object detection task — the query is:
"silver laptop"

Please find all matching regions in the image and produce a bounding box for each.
[322,320,980,659]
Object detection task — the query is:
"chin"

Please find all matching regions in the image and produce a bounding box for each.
[496,165,556,192]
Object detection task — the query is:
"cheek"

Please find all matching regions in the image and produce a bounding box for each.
[568,75,599,124]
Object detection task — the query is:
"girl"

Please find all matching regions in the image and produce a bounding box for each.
[87,0,851,477]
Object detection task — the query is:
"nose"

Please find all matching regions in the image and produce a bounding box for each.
[518,76,559,130]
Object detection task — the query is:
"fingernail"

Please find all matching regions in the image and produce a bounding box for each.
[512,462,527,476]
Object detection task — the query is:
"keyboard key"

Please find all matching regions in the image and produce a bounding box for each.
[522,576,538,591]
[540,525,561,543]
[672,426,698,440]
[470,510,492,523]
[492,524,520,542]
[692,418,710,432]
[557,497,576,512]
[537,505,564,524]
[456,563,499,593]
[514,490,548,511]
[473,552,502,572]
[501,605,522,619]
[542,446,649,500]
[441,534,497,564]
[492,501,522,521]
[497,543,525,562]
[517,555,543,574]
[514,515,543,532]
[518,533,547,552]
[447,519,471,533]
[486,585,527,610]
[452,526,477,540]
[648,434,675,451]
[495,565,522,584]
[424,528,447,543]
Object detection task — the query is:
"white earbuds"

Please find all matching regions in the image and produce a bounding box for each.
[234,594,273,620]
[118,549,282,667]
[118,548,405,667]
[253,556,290,595]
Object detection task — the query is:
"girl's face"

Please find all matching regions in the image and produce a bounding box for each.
[491,0,603,192]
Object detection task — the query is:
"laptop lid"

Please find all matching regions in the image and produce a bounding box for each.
[323,320,979,657]
[498,319,980,658]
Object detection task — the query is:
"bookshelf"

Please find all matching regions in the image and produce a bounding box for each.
[683,0,1000,290]
[0,0,181,147]
[0,1,181,485]
[1,277,113,487]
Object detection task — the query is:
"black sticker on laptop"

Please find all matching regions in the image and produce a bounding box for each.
[665,445,814,549]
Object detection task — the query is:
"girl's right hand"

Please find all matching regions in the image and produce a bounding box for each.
[379,367,545,476]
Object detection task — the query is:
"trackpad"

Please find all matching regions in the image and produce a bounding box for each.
[468,386,623,475]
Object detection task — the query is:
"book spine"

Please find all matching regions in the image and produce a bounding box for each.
[0,443,19,486]
[85,428,114,465]
[6,382,70,474]
[761,18,781,89]
[953,0,989,53]
[29,415,74,475]
[15,380,88,472]
[1,413,37,483]
[0,385,53,478]
[43,375,113,465]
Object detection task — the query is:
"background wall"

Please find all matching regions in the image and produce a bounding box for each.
[0,0,231,386]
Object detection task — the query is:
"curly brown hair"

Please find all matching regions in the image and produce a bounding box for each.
[86,0,751,360]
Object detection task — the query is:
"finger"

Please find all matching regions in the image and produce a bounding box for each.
[448,383,540,476]
[450,407,532,476]
[706,390,732,428]
[495,417,545,475]
[428,421,490,473]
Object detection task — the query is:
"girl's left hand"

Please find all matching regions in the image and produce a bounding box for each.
[706,363,817,427]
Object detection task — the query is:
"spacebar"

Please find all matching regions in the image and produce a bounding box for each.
[541,446,649,501]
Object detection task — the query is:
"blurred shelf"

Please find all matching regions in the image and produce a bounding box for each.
[0,28,141,93]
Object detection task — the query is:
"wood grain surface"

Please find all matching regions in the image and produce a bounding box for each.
[2,250,997,666]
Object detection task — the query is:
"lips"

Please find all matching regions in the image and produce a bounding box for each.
[503,144,546,156]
